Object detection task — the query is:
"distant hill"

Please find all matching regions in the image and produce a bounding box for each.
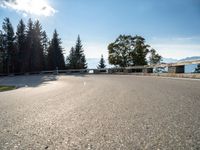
[178,56,200,62]
[162,56,200,64]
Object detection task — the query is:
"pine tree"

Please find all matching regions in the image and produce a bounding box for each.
[32,20,44,71]
[47,30,65,70]
[0,30,4,73]
[2,17,16,73]
[16,19,26,72]
[74,35,87,69]
[41,31,49,70]
[97,54,106,69]
[66,47,76,69]
[25,18,34,72]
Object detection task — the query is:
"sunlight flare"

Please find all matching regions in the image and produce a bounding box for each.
[0,0,56,16]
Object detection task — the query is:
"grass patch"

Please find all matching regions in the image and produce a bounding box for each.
[0,85,16,92]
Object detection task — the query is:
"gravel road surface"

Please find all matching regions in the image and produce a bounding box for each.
[0,75,200,149]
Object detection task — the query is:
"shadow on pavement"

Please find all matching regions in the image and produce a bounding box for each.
[0,75,58,88]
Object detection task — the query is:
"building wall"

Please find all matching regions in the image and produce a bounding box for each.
[168,66,185,73]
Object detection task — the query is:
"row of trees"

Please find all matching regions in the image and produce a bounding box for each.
[0,18,88,74]
[108,35,162,67]
[0,18,164,74]
[1,18,198,74]
[0,18,162,74]
[0,18,65,74]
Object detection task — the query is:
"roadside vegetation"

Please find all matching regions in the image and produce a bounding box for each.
[0,85,15,92]
[0,18,162,75]
[0,17,86,75]
[108,35,162,67]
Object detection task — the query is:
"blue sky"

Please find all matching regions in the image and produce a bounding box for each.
[0,0,200,59]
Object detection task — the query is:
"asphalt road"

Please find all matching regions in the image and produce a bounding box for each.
[0,75,200,150]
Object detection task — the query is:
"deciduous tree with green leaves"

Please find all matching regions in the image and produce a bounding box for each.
[108,35,133,67]
[149,49,162,65]
[108,35,153,67]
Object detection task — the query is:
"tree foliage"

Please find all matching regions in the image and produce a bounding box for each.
[97,55,106,69]
[108,35,160,67]
[149,49,162,65]
[2,17,16,73]
[131,36,149,66]
[66,35,87,69]
[0,30,4,73]
[0,18,66,74]
[47,30,65,70]
[16,19,26,72]
[108,35,133,67]
[41,31,49,70]
[66,47,76,69]
[32,20,44,71]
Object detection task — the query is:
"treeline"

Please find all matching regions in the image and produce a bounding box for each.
[0,17,162,74]
[108,35,162,67]
[0,17,87,74]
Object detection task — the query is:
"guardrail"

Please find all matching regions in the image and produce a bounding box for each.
[0,60,199,77]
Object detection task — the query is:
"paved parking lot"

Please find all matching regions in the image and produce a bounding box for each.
[0,75,200,149]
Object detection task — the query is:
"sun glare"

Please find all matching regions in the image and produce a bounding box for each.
[2,0,56,17]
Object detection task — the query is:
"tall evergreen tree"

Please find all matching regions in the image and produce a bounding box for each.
[32,20,44,71]
[47,30,65,70]
[0,30,4,73]
[16,19,26,72]
[97,54,106,69]
[2,17,16,73]
[66,47,76,69]
[25,18,34,72]
[41,31,49,70]
[74,35,87,69]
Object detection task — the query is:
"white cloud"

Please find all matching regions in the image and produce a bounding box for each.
[0,0,57,17]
